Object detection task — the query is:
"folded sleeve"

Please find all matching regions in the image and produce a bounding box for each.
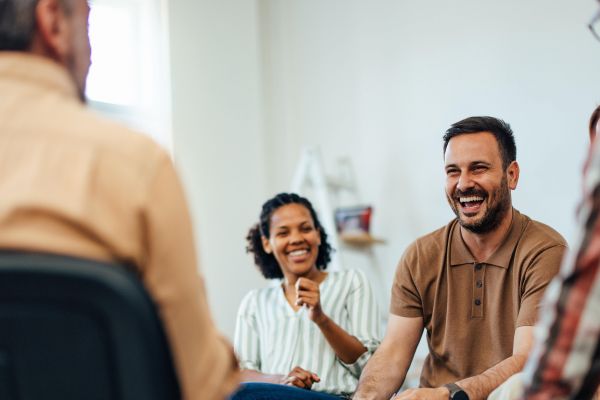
[233,290,262,371]
[517,245,566,327]
[390,242,423,318]
[337,269,382,377]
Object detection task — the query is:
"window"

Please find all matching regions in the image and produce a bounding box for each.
[86,0,172,149]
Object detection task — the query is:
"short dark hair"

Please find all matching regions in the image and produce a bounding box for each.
[246,192,333,279]
[443,116,517,169]
[0,0,74,51]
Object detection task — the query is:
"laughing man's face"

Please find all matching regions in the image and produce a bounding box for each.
[444,132,516,234]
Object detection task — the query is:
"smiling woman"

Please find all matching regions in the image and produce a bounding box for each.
[232,193,382,399]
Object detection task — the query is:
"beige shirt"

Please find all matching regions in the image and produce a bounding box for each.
[391,209,566,388]
[0,53,238,400]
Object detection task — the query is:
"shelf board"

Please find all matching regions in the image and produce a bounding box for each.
[339,233,386,246]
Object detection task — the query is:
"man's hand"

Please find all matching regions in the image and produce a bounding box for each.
[393,387,449,400]
[295,278,327,325]
[353,315,424,400]
[281,366,320,389]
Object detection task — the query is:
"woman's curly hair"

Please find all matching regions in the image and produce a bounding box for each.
[246,193,333,279]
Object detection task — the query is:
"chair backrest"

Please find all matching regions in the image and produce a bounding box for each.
[0,252,180,400]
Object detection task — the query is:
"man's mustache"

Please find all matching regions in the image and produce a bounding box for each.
[453,188,487,201]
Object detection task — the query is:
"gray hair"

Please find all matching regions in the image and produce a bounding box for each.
[0,0,74,51]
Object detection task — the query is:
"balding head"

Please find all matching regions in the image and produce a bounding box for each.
[0,0,91,101]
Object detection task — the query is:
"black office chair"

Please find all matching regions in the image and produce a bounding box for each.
[0,251,180,400]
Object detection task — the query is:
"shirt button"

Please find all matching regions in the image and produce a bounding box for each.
[475,263,483,270]
[476,280,483,288]
[474,299,481,306]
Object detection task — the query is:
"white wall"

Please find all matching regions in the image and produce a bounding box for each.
[168,0,600,338]
[167,0,267,337]
[259,0,600,305]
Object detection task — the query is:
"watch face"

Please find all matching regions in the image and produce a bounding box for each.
[453,390,469,400]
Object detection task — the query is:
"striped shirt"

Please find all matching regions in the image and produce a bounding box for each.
[234,269,382,395]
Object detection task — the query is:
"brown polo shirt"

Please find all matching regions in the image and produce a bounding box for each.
[391,209,566,388]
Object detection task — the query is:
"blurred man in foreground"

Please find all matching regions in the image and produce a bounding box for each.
[0,0,238,398]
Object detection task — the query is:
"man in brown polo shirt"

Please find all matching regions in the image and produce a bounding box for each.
[353,116,566,400]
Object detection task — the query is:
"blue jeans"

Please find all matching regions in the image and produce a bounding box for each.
[230,382,346,400]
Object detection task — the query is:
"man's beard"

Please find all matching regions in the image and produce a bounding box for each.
[448,176,512,234]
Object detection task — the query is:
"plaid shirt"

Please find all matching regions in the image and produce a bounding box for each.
[522,140,600,399]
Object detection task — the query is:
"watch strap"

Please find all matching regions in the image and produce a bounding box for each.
[443,383,469,400]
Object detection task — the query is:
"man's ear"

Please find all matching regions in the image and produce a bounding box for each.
[33,0,71,62]
[261,236,272,254]
[507,161,520,190]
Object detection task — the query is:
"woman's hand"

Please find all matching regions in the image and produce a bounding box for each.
[295,277,328,325]
[281,366,320,389]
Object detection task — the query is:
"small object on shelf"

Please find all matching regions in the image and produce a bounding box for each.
[335,206,385,246]
[335,205,372,235]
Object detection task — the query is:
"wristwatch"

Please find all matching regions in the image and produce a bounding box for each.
[443,383,469,400]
